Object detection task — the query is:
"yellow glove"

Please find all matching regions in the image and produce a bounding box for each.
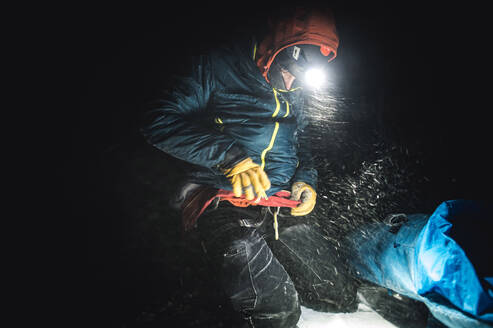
[290,182,317,216]
[222,158,271,200]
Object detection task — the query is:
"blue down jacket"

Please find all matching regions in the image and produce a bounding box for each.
[141,39,317,195]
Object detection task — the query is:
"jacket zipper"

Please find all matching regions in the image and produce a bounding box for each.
[261,89,289,170]
[260,121,279,170]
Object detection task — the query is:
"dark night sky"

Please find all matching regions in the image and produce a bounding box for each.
[73,2,491,192]
[73,2,492,326]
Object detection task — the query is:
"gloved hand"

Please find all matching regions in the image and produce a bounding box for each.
[290,182,317,216]
[222,158,271,200]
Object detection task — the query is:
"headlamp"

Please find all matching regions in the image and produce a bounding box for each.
[304,67,326,89]
[269,44,332,90]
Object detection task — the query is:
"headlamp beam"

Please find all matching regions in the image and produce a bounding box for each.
[304,67,326,89]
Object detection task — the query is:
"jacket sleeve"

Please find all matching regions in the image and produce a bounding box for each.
[293,125,318,190]
[140,55,245,169]
[292,96,318,189]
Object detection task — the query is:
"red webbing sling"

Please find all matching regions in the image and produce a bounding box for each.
[182,188,300,231]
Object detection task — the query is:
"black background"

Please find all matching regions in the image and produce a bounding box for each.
[73,1,491,176]
[72,2,492,327]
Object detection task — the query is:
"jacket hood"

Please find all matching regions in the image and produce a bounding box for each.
[255,6,339,83]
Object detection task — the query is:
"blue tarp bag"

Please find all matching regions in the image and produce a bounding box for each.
[348,200,492,327]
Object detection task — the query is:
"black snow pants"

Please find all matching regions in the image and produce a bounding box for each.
[198,202,358,328]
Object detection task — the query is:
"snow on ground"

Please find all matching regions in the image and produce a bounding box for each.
[298,303,397,328]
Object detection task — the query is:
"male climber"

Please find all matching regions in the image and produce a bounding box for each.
[141,5,356,327]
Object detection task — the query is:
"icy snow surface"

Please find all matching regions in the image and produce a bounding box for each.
[298,303,397,328]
